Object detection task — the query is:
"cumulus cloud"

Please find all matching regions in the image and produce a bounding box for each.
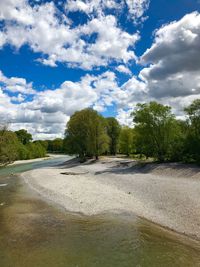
[0,70,120,139]
[140,12,200,80]
[0,71,34,95]
[127,11,200,117]
[0,0,140,69]
[2,6,200,136]
[115,12,200,125]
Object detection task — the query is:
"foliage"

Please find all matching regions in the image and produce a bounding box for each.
[0,128,19,165]
[1,99,200,166]
[184,99,200,163]
[25,142,46,159]
[0,126,46,165]
[47,138,64,153]
[119,127,135,156]
[15,129,32,145]
[132,102,177,162]
[64,108,109,160]
[106,117,121,155]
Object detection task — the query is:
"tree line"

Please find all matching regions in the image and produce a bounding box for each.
[64,99,200,164]
[1,99,199,165]
[0,127,64,166]
[0,128,46,165]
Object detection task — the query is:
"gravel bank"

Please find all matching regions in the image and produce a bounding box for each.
[21,157,200,240]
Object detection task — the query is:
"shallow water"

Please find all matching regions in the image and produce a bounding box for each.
[0,156,200,267]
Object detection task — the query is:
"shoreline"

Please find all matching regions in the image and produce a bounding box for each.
[21,157,200,240]
[10,154,66,166]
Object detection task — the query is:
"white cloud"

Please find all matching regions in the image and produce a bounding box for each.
[116,65,131,75]
[0,0,34,24]
[10,94,25,103]
[0,0,139,69]
[66,0,149,21]
[66,0,122,14]
[140,12,200,80]
[131,11,200,116]
[125,0,150,21]
[2,7,200,138]
[0,70,119,139]
[116,108,134,126]
[0,71,34,94]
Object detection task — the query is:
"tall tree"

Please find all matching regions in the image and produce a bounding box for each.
[184,99,200,163]
[119,127,135,156]
[132,102,176,162]
[64,108,109,160]
[106,117,121,155]
[15,129,32,145]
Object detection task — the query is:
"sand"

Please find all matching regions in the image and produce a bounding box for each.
[21,157,200,240]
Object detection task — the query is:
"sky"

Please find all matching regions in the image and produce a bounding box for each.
[0,0,200,139]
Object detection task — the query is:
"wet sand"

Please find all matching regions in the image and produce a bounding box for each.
[21,157,200,240]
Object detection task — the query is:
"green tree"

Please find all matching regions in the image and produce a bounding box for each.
[0,127,19,165]
[64,108,109,160]
[132,102,177,162]
[47,138,64,153]
[15,129,32,145]
[119,127,135,156]
[184,99,200,163]
[106,117,121,155]
[26,142,46,159]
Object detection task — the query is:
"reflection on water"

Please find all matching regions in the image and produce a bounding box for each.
[0,157,200,267]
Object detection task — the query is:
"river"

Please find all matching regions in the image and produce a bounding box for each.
[0,156,200,267]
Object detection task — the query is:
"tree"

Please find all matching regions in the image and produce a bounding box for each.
[184,99,200,163]
[119,127,135,156]
[26,142,46,159]
[47,138,64,153]
[0,126,19,165]
[64,108,109,160]
[15,129,32,145]
[106,117,121,155]
[132,102,177,162]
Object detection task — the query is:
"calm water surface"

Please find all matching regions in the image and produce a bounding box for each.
[0,156,200,267]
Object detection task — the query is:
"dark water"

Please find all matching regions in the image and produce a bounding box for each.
[0,156,200,267]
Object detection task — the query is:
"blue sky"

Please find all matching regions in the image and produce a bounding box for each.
[0,0,200,139]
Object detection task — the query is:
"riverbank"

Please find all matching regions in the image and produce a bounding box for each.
[21,157,200,240]
[10,154,65,166]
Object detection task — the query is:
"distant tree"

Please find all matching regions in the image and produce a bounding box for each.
[0,126,19,165]
[26,142,46,159]
[132,102,177,162]
[106,117,121,155]
[119,127,135,156]
[64,108,109,160]
[34,140,49,150]
[47,138,64,153]
[15,129,32,145]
